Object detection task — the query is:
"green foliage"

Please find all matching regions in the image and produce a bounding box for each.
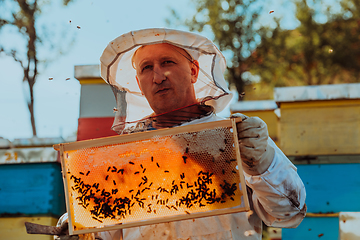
[183,0,267,96]
[246,0,360,90]
[175,0,360,100]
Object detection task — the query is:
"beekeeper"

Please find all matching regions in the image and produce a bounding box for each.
[56,28,306,240]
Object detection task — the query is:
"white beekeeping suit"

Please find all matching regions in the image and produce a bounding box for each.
[56,28,306,240]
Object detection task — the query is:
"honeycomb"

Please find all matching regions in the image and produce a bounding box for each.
[61,123,247,233]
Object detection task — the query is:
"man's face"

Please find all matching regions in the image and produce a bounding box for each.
[133,43,199,115]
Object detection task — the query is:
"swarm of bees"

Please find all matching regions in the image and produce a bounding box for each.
[69,155,239,223]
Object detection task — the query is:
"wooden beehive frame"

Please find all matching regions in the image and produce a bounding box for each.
[55,118,249,235]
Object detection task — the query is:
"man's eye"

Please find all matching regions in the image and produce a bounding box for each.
[163,60,175,65]
[142,65,152,71]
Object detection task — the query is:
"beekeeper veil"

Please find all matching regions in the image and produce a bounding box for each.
[100,28,233,133]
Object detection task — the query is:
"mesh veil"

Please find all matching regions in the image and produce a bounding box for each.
[100,28,233,133]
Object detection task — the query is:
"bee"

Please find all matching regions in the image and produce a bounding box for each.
[77,26,81,29]
[269,10,274,14]
[48,77,53,80]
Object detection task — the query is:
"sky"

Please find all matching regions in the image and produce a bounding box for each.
[0,0,298,142]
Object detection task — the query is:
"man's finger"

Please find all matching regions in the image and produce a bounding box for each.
[238,127,261,139]
[236,117,265,133]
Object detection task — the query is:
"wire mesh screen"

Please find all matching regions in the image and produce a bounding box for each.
[57,119,249,235]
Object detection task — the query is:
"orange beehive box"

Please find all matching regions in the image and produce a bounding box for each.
[54,119,249,235]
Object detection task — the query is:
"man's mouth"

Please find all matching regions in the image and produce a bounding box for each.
[156,88,170,94]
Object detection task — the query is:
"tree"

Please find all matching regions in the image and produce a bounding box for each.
[171,0,360,100]
[175,0,267,98]
[0,0,75,136]
[245,0,360,95]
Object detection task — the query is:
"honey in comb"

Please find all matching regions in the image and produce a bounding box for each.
[64,127,243,230]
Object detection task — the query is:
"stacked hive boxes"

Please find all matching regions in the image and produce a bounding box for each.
[0,65,120,239]
[75,65,118,141]
[0,137,66,240]
[275,83,360,239]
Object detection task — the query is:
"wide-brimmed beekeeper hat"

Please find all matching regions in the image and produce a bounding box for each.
[100,28,232,133]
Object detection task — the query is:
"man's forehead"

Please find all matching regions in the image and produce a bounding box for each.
[133,43,192,66]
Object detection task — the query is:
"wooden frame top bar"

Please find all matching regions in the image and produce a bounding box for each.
[54,118,242,152]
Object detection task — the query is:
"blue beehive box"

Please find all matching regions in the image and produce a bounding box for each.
[0,162,66,216]
[282,163,360,239]
[275,84,360,239]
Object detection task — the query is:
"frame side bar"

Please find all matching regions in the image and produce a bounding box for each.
[59,144,75,235]
[231,118,250,211]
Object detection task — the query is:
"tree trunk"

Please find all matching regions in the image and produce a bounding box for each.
[228,67,245,101]
[28,80,37,136]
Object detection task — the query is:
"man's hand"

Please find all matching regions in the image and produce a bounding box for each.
[232,113,275,175]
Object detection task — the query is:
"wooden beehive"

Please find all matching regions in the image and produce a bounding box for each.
[274,83,360,156]
[0,216,58,240]
[54,119,249,235]
[74,65,118,141]
[0,162,65,216]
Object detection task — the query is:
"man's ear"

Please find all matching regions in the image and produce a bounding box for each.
[136,75,143,94]
[190,60,199,84]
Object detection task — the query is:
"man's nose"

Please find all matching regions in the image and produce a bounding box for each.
[153,65,166,84]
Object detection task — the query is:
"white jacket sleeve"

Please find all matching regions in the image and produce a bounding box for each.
[244,138,307,228]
